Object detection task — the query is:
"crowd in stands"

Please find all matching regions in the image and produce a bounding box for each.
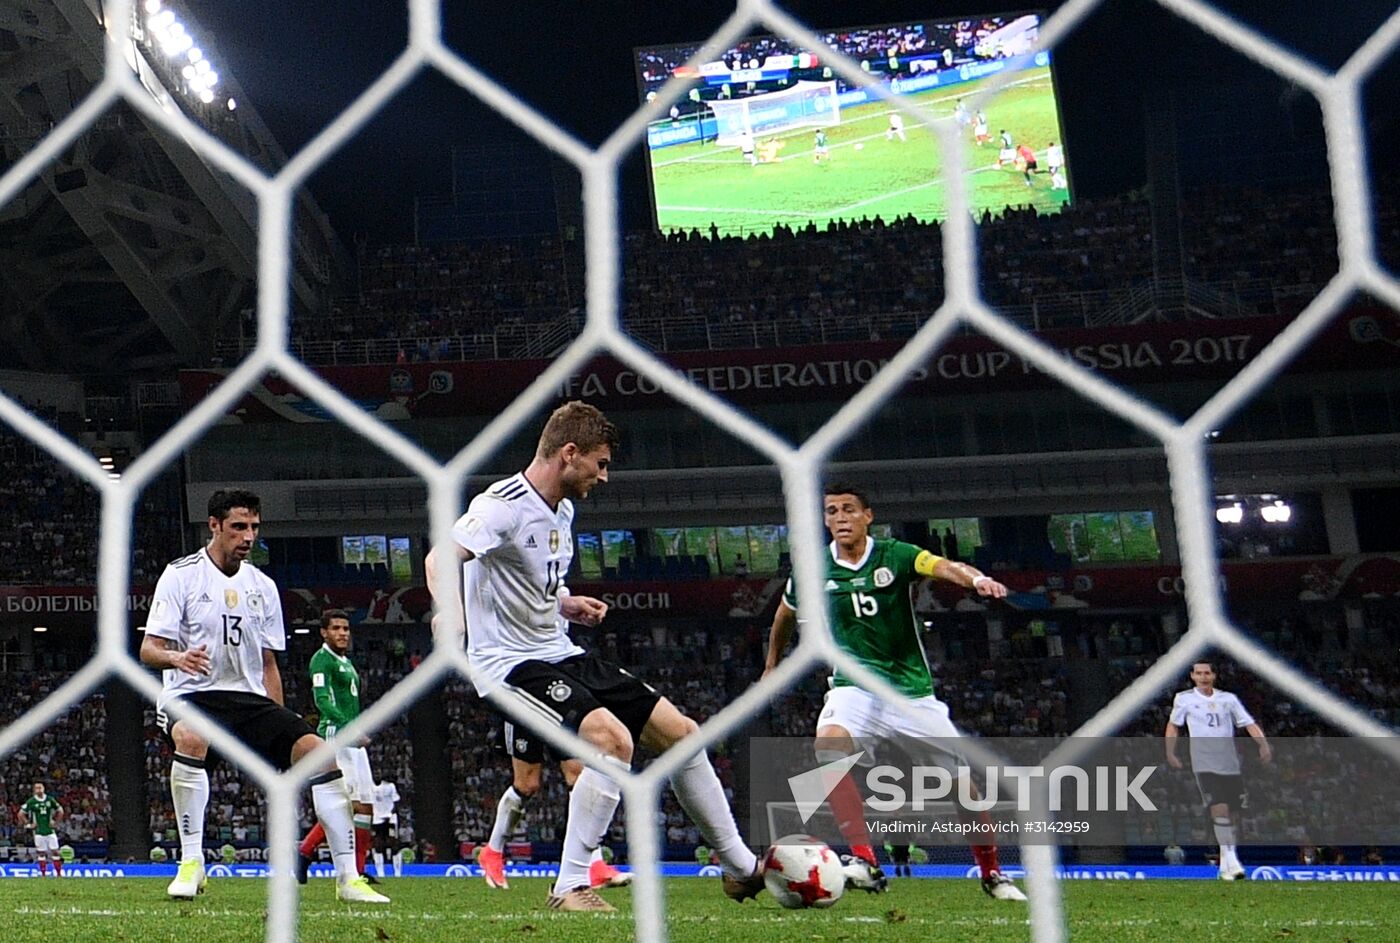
[2,598,1396,861]
[0,673,109,851]
[0,416,185,587]
[258,185,1400,366]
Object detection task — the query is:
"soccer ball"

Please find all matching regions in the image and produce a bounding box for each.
[762,835,845,909]
[854,142,864,151]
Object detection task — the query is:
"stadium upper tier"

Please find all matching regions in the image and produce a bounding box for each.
[212,186,1394,367]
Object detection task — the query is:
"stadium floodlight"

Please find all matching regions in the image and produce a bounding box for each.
[226,98,237,111]
[204,71,219,88]
[1261,500,1292,524]
[33,626,48,633]
[143,0,161,12]
[198,88,215,104]
[148,9,175,30]
[1215,504,1244,525]
[195,58,211,74]
[188,47,202,63]
[182,65,196,80]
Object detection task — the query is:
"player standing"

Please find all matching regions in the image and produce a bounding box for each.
[370,778,402,878]
[739,128,756,166]
[886,112,907,142]
[479,735,630,891]
[953,99,971,128]
[1045,141,1066,190]
[296,609,377,884]
[763,484,1027,901]
[18,783,63,876]
[1165,661,1272,880]
[426,402,762,913]
[140,489,387,903]
[813,128,830,164]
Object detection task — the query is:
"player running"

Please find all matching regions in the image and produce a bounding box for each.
[886,112,907,142]
[1016,143,1039,186]
[18,782,64,877]
[480,732,631,891]
[1165,661,1272,880]
[426,402,762,913]
[140,489,386,903]
[973,111,990,145]
[763,483,1027,902]
[296,609,378,885]
[813,128,830,164]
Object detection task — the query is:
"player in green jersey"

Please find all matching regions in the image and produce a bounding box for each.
[18,782,64,876]
[296,609,377,883]
[764,483,1027,901]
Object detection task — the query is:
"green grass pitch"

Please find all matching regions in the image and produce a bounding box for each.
[2,878,1396,942]
[649,67,1070,236]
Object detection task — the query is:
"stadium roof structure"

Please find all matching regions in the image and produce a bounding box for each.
[0,0,344,372]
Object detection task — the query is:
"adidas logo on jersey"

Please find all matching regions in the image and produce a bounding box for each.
[825,580,839,591]
[198,593,213,603]
[524,535,537,548]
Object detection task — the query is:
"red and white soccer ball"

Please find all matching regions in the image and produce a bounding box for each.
[762,835,845,909]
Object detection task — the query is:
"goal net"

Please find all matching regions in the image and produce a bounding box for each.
[0,1,1395,943]
[707,80,839,146]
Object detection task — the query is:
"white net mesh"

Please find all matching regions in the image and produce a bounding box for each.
[707,80,839,145]
[0,0,1398,940]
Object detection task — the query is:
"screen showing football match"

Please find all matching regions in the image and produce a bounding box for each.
[636,11,1071,236]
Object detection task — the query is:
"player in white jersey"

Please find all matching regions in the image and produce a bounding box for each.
[1165,661,1272,880]
[426,402,761,913]
[370,780,402,877]
[140,489,387,903]
[478,727,630,892]
[886,112,906,142]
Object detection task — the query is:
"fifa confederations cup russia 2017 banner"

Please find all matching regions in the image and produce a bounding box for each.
[179,311,1400,422]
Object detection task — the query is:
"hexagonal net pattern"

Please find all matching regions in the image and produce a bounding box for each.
[1,0,1399,940]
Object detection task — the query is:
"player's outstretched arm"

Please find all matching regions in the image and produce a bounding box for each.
[918,553,1009,598]
[424,543,473,636]
[763,600,798,679]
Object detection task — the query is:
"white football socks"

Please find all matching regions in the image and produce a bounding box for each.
[311,773,358,880]
[170,755,209,864]
[372,850,385,878]
[671,749,757,878]
[489,786,525,853]
[553,767,621,897]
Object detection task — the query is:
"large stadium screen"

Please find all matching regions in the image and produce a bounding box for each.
[635,11,1071,236]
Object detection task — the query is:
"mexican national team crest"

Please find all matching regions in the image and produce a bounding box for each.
[873,567,894,588]
[549,529,560,553]
[224,589,239,609]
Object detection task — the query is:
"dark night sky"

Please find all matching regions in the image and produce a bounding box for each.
[185,0,1400,243]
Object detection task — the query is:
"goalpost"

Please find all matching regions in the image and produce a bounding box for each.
[0,1,1396,943]
[707,80,839,146]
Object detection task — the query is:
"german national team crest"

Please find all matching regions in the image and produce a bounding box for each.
[546,680,572,703]
[873,567,894,588]
[549,529,560,553]
[246,593,262,612]
[224,589,239,609]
